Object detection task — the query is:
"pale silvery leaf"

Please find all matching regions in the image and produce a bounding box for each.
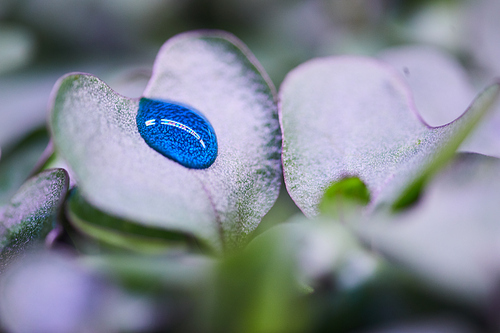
[379,44,500,158]
[50,31,281,253]
[378,45,474,127]
[355,153,500,305]
[280,56,500,216]
[0,168,68,269]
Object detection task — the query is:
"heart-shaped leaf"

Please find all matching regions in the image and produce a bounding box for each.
[0,168,68,269]
[355,153,500,305]
[49,31,282,253]
[279,56,500,216]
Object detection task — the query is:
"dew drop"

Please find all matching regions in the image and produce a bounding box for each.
[137,98,218,169]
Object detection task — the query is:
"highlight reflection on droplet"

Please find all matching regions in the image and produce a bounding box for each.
[137,98,218,169]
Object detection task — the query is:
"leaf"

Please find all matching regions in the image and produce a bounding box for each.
[81,253,214,293]
[378,45,474,127]
[66,189,202,254]
[0,128,50,206]
[279,56,500,216]
[0,25,35,75]
[0,251,157,333]
[378,44,500,159]
[212,221,311,333]
[319,177,370,220]
[0,71,59,149]
[245,218,478,333]
[49,31,282,253]
[0,168,68,269]
[467,0,500,76]
[355,153,500,306]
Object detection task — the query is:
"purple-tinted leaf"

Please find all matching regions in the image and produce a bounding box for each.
[379,45,500,158]
[50,31,281,253]
[0,64,149,152]
[378,45,474,127]
[356,153,500,305]
[279,56,500,216]
[0,168,68,269]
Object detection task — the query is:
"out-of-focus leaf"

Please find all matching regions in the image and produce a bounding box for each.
[356,153,500,306]
[467,0,500,78]
[81,253,214,293]
[378,45,474,127]
[0,168,68,270]
[0,128,50,206]
[0,24,35,74]
[0,62,150,151]
[398,1,465,52]
[81,252,215,332]
[312,262,480,333]
[279,56,500,216]
[252,217,480,333]
[319,177,370,220]
[212,220,311,333]
[50,31,281,253]
[0,71,59,148]
[379,44,500,158]
[0,252,157,333]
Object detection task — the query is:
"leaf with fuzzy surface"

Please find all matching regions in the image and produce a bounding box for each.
[379,45,500,158]
[50,31,281,253]
[0,168,68,269]
[279,56,500,216]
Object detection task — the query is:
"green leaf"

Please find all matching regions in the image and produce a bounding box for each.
[212,222,311,333]
[319,177,370,220]
[0,168,68,269]
[49,31,282,254]
[66,189,203,254]
[279,56,500,216]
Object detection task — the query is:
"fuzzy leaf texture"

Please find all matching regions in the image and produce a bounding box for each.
[279,56,500,216]
[0,168,68,269]
[49,31,282,253]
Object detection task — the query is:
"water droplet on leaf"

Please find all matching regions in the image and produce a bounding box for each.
[137,98,218,169]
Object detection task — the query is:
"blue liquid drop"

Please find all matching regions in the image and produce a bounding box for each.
[137,98,218,169]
